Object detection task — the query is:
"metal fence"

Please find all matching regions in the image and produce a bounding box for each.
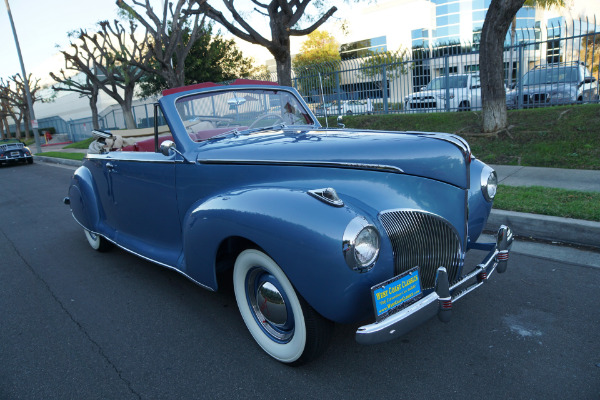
[7,17,599,141]
[287,17,600,115]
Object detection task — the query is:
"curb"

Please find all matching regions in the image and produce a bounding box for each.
[34,155,83,167]
[486,209,600,249]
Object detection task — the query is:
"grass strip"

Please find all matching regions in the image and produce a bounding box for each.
[64,137,94,149]
[329,104,600,170]
[36,152,85,161]
[494,185,600,222]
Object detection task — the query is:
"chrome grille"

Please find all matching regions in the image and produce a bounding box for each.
[379,210,463,290]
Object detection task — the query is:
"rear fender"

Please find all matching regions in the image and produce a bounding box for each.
[68,166,101,231]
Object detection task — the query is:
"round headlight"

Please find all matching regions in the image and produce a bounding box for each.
[481,167,497,202]
[343,217,380,272]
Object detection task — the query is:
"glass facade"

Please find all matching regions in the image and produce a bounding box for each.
[433,0,461,45]
[340,36,387,60]
[411,1,540,48]
[411,29,429,48]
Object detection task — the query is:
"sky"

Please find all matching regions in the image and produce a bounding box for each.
[0,0,348,85]
[0,0,128,81]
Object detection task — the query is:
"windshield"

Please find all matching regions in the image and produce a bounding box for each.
[426,75,468,90]
[175,88,315,142]
[522,67,579,85]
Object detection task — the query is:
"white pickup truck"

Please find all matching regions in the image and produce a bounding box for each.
[404,73,481,112]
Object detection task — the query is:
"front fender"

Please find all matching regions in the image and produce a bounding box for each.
[68,165,101,231]
[181,187,388,323]
[468,159,494,243]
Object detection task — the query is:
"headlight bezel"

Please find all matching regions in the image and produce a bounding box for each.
[343,217,380,272]
[481,166,498,202]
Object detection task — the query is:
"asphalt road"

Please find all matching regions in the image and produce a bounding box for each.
[1,162,599,399]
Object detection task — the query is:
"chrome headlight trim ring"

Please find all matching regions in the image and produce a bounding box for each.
[343,217,381,273]
[481,167,498,202]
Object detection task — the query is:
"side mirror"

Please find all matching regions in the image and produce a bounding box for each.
[160,140,177,157]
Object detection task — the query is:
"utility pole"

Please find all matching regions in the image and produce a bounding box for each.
[4,0,42,153]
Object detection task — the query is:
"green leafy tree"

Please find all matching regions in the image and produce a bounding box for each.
[480,0,566,133]
[292,30,340,91]
[581,32,600,73]
[293,30,340,68]
[138,25,261,97]
[359,48,410,80]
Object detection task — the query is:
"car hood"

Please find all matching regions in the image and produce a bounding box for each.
[196,129,470,189]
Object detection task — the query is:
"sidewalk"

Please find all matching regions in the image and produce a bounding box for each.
[492,165,600,193]
[33,147,600,249]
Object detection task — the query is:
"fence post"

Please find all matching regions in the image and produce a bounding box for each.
[335,71,341,115]
[517,44,524,109]
[444,54,450,112]
[382,64,389,114]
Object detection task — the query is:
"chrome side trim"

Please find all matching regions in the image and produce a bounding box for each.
[85,154,180,164]
[70,213,215,292]
[198,159,404,174]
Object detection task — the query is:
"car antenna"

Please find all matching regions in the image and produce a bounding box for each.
[319,72,329,128]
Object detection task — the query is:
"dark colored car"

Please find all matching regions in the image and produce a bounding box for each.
[64,79,513,365]
[0,139,33,166]
[506,62,599,108]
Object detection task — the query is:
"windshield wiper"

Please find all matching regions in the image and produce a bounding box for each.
[207,128,240,141]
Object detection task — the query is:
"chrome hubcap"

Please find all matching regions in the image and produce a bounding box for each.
[256,281,287,326]
[246,268,294,342]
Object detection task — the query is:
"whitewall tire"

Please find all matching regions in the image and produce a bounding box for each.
[233,249,332,365]
[84,229,112,252]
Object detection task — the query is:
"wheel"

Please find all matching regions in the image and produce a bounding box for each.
[27,158,33,164]
[248,113,285,128]
[458,101,470,111]
[346,110,353,115]
[233,249,333,365]
[84,229,112,252]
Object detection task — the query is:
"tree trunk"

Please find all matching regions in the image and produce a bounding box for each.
[274,51,292,86]
[480,0,524,133]
[0,118,5,139]
[12,115,22,139]
[24,114,31,140]
[90,88,100,130]
[121,89,136,129]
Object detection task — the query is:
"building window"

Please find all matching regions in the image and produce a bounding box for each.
[340,36,387,60]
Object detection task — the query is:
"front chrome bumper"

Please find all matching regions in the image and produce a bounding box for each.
[355,225,513,345]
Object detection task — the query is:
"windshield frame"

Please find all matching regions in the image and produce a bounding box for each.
[172,87,317,144]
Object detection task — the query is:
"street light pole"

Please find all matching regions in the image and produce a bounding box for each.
[4,0,42,153]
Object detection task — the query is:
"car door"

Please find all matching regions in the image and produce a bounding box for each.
[94,151,183,267]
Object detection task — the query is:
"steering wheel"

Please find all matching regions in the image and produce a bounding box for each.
[249,113,285,129]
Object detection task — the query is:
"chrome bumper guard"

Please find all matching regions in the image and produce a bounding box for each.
[356,225,513,345]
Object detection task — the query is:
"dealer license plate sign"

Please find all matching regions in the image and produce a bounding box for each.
[372,267,422,322]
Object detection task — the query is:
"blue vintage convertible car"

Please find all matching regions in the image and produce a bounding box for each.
[64,80,513,365]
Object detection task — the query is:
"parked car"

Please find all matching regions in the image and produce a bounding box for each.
[340,99,373,115]
[506,62,599,109]
[0,138,33,166]
[64,79,513,365]
[404,73,481,112]
[314,102,335,116]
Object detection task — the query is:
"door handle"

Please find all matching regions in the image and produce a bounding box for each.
[106,162,115,170]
